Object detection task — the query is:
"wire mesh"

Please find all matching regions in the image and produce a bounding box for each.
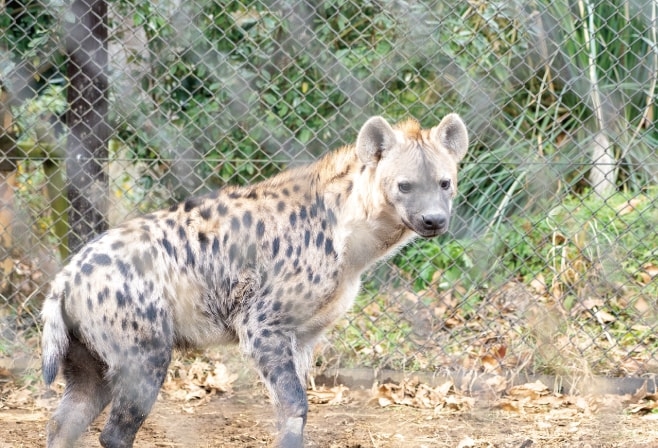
[1,0,657,378]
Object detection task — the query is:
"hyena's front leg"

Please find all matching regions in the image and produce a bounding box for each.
[244,325,310,448]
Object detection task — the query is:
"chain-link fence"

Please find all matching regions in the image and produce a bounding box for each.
[1,0,657,380]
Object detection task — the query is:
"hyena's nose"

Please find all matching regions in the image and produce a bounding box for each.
[422,213,448,231]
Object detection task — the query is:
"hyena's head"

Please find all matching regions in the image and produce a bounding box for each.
[356,113,469,238]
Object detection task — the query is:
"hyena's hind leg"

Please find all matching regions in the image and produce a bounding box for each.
[98,337,172,448]
[46,336,113,448]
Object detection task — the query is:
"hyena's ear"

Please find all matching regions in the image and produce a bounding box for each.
[356,116,397,167]
[429,113,469,162]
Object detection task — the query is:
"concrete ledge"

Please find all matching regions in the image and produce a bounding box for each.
[313,367,658,396]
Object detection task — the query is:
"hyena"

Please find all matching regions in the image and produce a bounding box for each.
[41,113,469,447]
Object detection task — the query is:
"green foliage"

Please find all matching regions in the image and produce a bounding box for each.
[1,0,59,59]
[13,83,67,156]
[394,238,475,293]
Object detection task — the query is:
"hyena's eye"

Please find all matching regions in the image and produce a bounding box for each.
[398,181,412,193]
[439,179,451,190]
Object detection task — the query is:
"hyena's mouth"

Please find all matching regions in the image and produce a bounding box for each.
[403,217,449,238]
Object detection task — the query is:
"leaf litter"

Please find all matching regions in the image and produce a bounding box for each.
[4,355,658,446]
[160,357,238,411]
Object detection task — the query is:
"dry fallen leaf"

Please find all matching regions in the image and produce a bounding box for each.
[204,362,238,393]
[5,387,34,408]
[616,197,644,216]
[594,309,617,323]
[308,385,349,405]
[529,274,546,294]
[371,378,472,411]
[162,358,237,402]
[637,263,658,285]
[507,381,550,400]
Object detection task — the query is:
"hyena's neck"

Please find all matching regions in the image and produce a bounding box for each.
[304,146,414,273]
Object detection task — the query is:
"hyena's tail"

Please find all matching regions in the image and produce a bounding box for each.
[41,281,70,386]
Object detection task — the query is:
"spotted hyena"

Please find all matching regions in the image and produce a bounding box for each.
[41,113,468,448]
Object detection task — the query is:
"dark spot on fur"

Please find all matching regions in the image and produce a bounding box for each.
[228,191,241,199]
[92,253,112,266]
[111,241,125,250]
[178,225,186,240]
[116,290,128,307]
[327,209,337,226]
[116,260,130,277]
[97,287,109,305]
[285,245,293,258]
[289,212,297,228]
[272,301,282,312]
[325,238,334,255]
[217,203,228,216]
[272,237,280,258]
[168,203,179,212]
[165,219,176,229]
[81,263,94,275]
[300,206,308,220]
[316,232,324,247]
[277,201,285,213]
[229,244,238,263]
[246,190,258,199]
[304,230,311,247]
[145,303,157,322]
[185,242,195,267]
[161,238,175,258]
[273,260,285,276]
[282,188,290,197]
[184,197,201,212]
[313,274,321,284]
[212,238,220,254]
[200,207,212,220]
[198,232,209,248]
[243,211,253,229]
[231,216,240,232]
[256,220,266,239]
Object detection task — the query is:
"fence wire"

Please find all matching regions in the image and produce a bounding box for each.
[1,0,657,379]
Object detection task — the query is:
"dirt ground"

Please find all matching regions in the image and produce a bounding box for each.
[2,345,658,448]
[3,378,658,448]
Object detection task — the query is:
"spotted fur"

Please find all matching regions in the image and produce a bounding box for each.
[41,113,469,448]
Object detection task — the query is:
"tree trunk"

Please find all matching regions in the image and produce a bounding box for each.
[65,0,110,255]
